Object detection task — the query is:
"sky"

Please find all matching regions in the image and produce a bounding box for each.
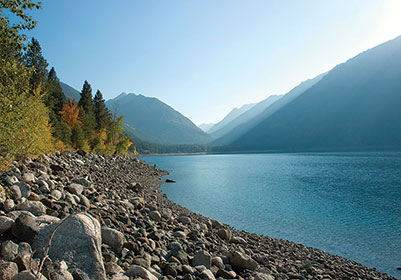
[28,0,401,125]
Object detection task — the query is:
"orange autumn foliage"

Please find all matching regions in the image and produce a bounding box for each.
[59,99,80,128]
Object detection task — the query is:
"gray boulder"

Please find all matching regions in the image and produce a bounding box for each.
[0,261,18,280]
[229,251,258,271]
[33,213,106,280]
[194,251,212,268]
[0,216,14,234]
[11,214,39,243]
[101,227,125,253]
[67,183,84,195]
[126,265,157,280]
[16,201,46,216]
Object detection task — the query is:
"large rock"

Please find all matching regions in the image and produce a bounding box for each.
[126,265,157,280]
[11,214,39,243]
[193,251,212,268]
[0,216,14,234]
[217,228,232,241]
[67,183,84,195]
[254,272,275,280]
[33,213,106,280]
[11,270,47,279]
[0,261,19,280]
[16,201,46,216]
[228,251,258,271]
[101,227,125,253]
[22,173,35,183]
[16,182,31,198]
[1,240,18,260]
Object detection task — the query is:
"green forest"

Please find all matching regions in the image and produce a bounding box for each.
[0,1,133,170]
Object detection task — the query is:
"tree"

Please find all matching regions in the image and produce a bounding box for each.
[0,0,42,32]
[59,99,80,128]
[0,5,54,170]
[71,123,87,151]
[46,67,66,113]
[94,90,112,130]
[24,37,48,90]
[78,80,96,138]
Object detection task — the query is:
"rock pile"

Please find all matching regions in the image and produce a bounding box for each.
[0,152,396,279]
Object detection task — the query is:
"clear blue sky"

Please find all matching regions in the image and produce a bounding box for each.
[28,0,401,125]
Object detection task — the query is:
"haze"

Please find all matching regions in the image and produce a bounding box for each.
[29,0,401,124]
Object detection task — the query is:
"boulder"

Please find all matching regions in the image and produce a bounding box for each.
[22,173,35,183]
[254,272,275,280]
[1,240,18,260]
[193,251,212,268]
[16,182,30,198]
[3,199,15,212]
[101,227,125,253]
[9,185,22,200]
[11,270,47,279]
[16,201,46,216]
[229,251,258,271]
[0,261,18,280]
[67,183,84,195]
[149,211,161,222]
[33,213,106,280]
[217,228,232,241]
[11,214,39,243]
[178,215,191,224]
[126,265,157,280]
[0,216,14,234]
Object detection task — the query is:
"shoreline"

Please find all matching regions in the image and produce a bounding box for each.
[0,152,397,279]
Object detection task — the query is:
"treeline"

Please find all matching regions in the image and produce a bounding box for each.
[130,137,207,154]
[0,1,132,170]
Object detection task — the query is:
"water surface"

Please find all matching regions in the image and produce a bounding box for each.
[142,152,401,278]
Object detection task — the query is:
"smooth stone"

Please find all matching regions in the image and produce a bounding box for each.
[67,183,84,195]
[16,182,30,198]
[16,201,46,216]
[38,180,50,194]
[22,173,35,183]
[50,190,62,200]
[11,270,47,280]
[9,185,22,200]
[178,215,191,224]
[194,251,212,268]
[0,261,19,280]
[11,214,39,243]
[211,256,225,269]
[0,216,14,233]
[149,211,161,222]
[200,269,216,280]
[1,240,19,260]
[126,265,157,280]
[3,199,15,212]
[7,211,35,220]
[101,227,125,253]
[161,208,172,220]
[33,213,106,280]
[229,251,258,271]
[217,228,232,241]
[254,272,275,280]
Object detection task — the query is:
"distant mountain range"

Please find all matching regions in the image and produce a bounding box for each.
[227,35,401,152]
[106,93,211,145]
[198,123,214,132]
[207,103,255,135]
[211,73,325,145]
[210,95,282,142]
[60,82,81,101]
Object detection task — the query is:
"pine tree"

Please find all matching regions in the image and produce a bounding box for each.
[78,80,96,139]
[94,90,112,130]
[24,37,48,90]
[46,67,66,113]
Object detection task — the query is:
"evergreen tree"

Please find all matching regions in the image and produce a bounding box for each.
[71,123,85,150]
[24,37,48,90]
[78,80,96,138]
[46,67,66,113]
[94,90,112,130]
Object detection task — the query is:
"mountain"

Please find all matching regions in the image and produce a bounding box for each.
[210,95,282,141]
[212,73,325,145]
[198,123,215,132]
[60,82,81,101]
[208,103,255,134]
[106,93,211,145]
[229,35,401,152]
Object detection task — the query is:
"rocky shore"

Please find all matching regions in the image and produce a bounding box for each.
[0,152,396,280]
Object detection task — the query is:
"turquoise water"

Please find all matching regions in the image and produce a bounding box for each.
[142,152,401,278]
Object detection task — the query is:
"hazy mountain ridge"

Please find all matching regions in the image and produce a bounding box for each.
[210,95,282,142]
[60,81,81,101]
[198,123,215,132]
[211,73,326,145]
[106,93,211,145]
[228,35,401,151]
[207,103,256,134]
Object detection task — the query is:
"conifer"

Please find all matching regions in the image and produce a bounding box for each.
[78,81,96,138]
[94,90,112,130]
[24,37,48,90]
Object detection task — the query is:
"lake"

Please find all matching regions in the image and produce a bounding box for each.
[142,152,401,278]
